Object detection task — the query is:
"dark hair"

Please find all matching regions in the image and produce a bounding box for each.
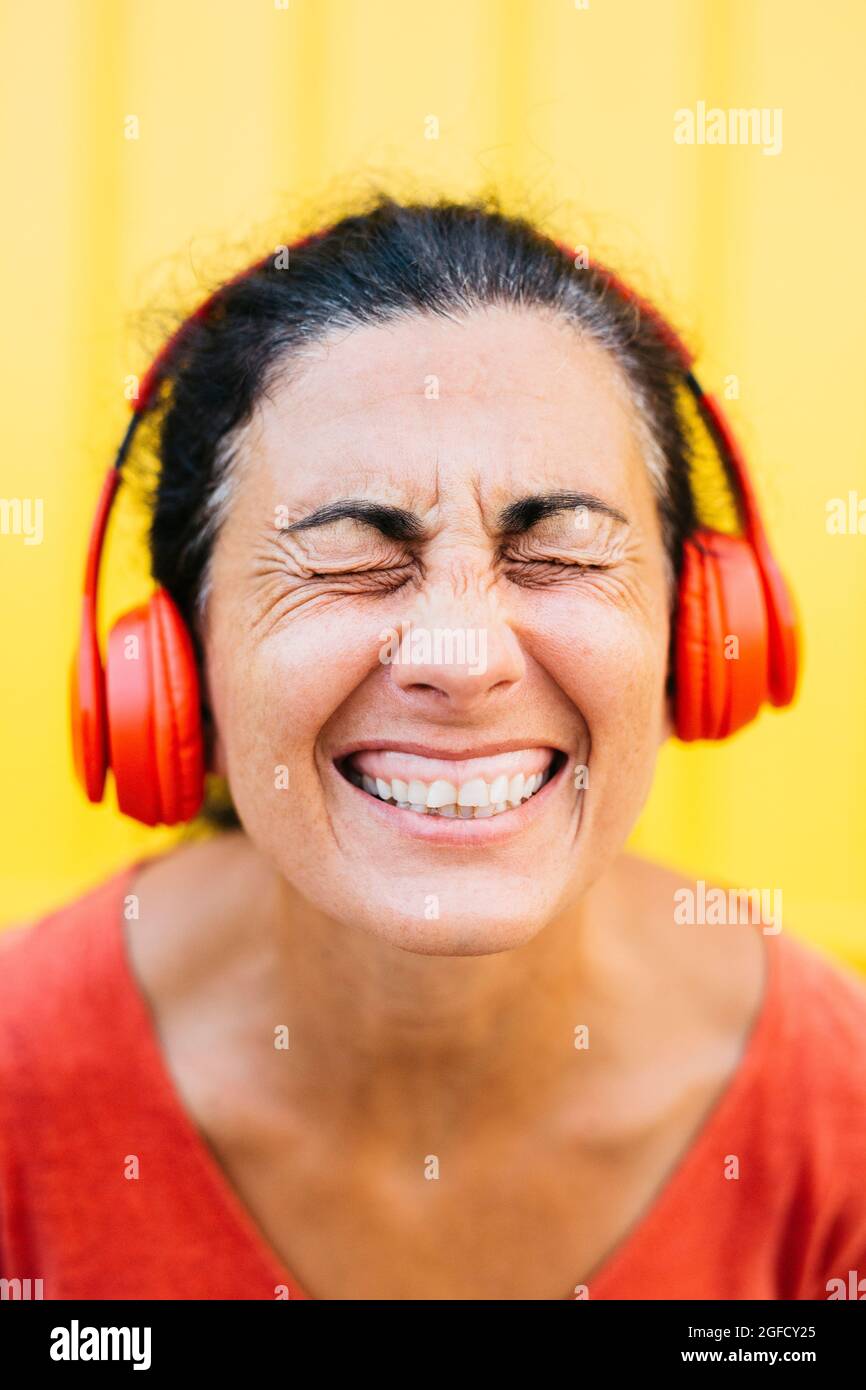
[134,192,704,831]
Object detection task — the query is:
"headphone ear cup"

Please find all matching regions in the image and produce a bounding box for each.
[70,606,108,802]
[147,588,205,823]
[105,589,204,825]
[749,535,800,707]
[675,536,715,740]
[675,530,769,740]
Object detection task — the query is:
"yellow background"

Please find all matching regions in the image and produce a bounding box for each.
[1,0,864,970]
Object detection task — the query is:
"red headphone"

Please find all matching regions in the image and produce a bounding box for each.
[70,232,800,826]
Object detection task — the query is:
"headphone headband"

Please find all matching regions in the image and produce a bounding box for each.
[95,233,770,598]
[72,224,799,821]
[85,231,795,693]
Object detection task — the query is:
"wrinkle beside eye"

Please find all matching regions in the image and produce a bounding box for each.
[246,543,419,638]
[246,566,370,639]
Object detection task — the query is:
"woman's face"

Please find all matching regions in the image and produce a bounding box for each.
[203,306,673,953]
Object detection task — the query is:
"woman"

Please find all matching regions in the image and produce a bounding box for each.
[2,195,865,1301]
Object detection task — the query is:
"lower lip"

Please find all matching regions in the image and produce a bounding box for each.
[331,754,571,846]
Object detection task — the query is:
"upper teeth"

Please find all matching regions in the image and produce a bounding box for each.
[346,768,552,817]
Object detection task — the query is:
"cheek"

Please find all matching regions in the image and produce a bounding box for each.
[529,587,668,717]
[204,600,388,800]
[547,598,670,862]
[582,611,667,734]
[525,590,669,806]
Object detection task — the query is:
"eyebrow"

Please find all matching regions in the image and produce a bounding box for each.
[281,491,629,541]
[498,491,629,532]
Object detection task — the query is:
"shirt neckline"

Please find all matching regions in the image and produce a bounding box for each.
[106,854,783,1301]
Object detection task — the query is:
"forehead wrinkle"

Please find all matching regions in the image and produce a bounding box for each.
[261,457,640,547]
[244,387,644,544]
[264,468,545,554]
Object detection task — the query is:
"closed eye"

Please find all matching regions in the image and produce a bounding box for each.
[303,562,416,592]
[504,556,610,585]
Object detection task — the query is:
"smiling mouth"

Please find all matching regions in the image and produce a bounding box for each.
[335,747,568,819]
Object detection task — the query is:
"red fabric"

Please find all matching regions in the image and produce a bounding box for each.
[2,860,866,1301]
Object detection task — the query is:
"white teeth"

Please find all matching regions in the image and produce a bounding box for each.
[457,778,489,808]
[507,773,525,806]
[346,759,557,818]
[489,774,509,804]
[427,779,458,808]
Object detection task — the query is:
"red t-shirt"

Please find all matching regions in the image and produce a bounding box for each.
[1,858,866,1301]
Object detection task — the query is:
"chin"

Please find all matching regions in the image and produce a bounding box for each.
[304,867,580,956]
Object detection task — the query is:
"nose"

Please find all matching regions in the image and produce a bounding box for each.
[383,564,525,715]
